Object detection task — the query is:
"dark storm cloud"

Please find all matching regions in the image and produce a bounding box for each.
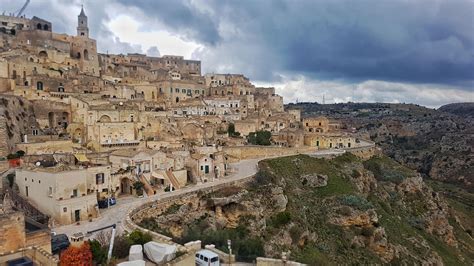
[115,0,220,45]
[193,0,473,87]
[1,0,473,92]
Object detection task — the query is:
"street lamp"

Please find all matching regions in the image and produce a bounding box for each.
[227,239,232,265]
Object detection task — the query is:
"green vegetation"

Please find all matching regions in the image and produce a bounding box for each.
[133,181,144,196]
[339,195,373,211]
[227,123,241,137]
[139,217,172,237]
[6,173,15,188]
[162,203,182,215]
[363,155,414,184]
[89,239,107,265]
[177,221,264,262]
[248,130,272,145]
[127,230,153,245]
[267,211,292,228]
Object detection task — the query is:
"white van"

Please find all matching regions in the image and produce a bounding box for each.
[195,250,220,266]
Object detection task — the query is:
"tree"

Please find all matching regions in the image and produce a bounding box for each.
[6,173,15,188]
[133,181,144,196]
[60,242,93,266]
[127,229,153,245]
[89,239,107,265]
[227,123,241,137]
[248,130,272,145]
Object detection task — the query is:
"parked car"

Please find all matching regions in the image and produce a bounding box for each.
[51,234,70,254]
[98,197,117,209]
[195,250,220,266]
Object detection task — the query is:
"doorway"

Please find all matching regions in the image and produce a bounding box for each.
[74,210,80,222]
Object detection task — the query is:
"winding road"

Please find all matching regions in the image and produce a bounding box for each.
[54,158,261,236]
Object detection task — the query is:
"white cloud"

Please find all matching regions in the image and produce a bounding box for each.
[106,15,202,58]
[256,75,474,108]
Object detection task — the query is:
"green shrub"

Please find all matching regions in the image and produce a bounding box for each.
[89,239,107,264]
[289,226,303,243]
[6,173,15,188]
[248,130,272,145]
[6,153,19,160]
[340,195,373,211]
[112,234,130,259]
[163,203,181,215]
[236,238,265,262]
[351,169,361,178]
[361,226,376,237]
[254,170,274,185]
[127,230,153,245]
[227,123,241,137]
[268,211,292,228]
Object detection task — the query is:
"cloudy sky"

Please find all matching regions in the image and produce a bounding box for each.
[2,0,473,107]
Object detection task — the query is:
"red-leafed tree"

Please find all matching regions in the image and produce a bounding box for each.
[60,242,93,266]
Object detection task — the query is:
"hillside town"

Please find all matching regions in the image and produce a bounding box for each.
[0,6,377,266]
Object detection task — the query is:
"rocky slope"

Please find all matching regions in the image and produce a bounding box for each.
[139,154,474,264]
[0,95,39,157]
[288,102,474,192]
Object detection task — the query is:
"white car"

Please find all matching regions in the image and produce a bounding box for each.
[195,250,220,266]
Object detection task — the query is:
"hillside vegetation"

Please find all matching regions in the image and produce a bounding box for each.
[141,153,473,264]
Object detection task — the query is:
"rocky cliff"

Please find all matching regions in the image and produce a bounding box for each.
[0,96,39,157]
[139,154,474,264]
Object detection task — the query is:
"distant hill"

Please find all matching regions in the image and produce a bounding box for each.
[439,102,474,117]
[287,102,474,192]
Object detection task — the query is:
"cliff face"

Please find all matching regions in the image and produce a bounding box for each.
[139,154,474,265]
[291,102,474,191]
[0,96,39,157]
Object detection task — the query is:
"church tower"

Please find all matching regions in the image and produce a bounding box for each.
[77,5,89,37]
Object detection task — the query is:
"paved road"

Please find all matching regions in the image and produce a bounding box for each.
[54,158,260,236]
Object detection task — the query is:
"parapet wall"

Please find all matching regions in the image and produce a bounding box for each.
[223,145,314,162]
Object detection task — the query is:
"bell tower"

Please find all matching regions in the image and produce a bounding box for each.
[77,5,89,37]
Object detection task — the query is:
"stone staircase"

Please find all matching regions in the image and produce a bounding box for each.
[4,187,49,224]
[165,170,181,190]
[138,174,155,196]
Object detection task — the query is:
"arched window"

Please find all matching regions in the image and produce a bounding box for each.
[36,81,43,90]
[176,97,179,103]
[24,81,29,86]
[77,52,81,59]
[43,24,49,31]
[84,49,89,60]
[36,23,42,30]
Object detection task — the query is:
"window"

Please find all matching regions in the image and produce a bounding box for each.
[72,189,78,198]
[25,186,29,197]
[48,187,53,196]
[96,173,104,184]
[63,207,67,212]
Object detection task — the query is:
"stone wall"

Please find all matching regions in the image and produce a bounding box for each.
[223,146,314,161]
[0,212,26,253]
[0,246,58,266]
[256,257,306,266]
